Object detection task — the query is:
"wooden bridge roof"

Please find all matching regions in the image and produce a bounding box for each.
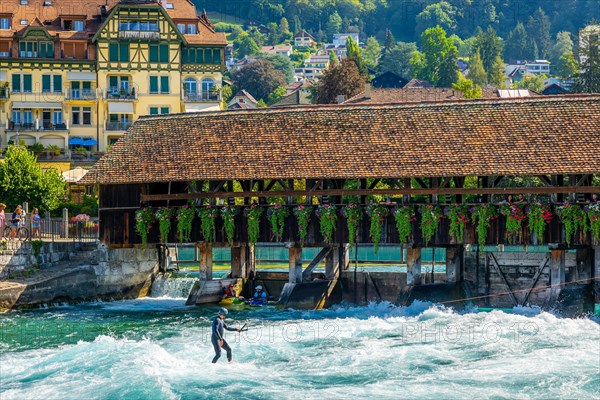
[89,95,600,185]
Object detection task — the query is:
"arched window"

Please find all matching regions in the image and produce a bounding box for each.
[184,77,197,94]
[201,78,214,93]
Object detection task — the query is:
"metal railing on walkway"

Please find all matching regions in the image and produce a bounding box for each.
[0,217,99,244]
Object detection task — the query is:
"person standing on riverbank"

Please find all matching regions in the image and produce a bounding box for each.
[211,307,241,363]
[31,208,41,239]
[0,203,6,237]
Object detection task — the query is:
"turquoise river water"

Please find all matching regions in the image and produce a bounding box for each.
[0,279,599,400]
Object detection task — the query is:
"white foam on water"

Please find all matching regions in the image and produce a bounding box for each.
[1,303,599,399]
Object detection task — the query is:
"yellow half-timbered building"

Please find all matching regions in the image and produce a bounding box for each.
[0,0,226,152]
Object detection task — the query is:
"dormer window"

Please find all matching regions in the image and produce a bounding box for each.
[20,20,28,26]
[44,1,52,5]
[166,3,174,9]
[187,25,196,34]
[74,20,84,31]
[20,0,28,5]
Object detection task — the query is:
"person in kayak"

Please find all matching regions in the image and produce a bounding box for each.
[211,307,241,363]
[253,285,267,300]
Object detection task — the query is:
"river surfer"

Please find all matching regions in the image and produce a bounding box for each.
[211,307,241,363]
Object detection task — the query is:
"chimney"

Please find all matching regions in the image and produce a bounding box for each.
[365,83,372,99]
[337,95,345,104]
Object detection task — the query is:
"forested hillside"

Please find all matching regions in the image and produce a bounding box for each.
[196,0,599,45]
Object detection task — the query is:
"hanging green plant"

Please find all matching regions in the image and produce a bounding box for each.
[366,204,389,253]
[176,203,195,243]
[197,204,219,242]
[393,205,415,244]
[586,203,600,242]
[221,206,238,245]
[471,204,498,249]
[445,204,468,243]
[420,204,443,246]
[316,204,337,243]
[267,204,290,241]
[341,203,363,248]
[500,203,526,243]
[135,207,155,246]
[556,202,588,246]
[293,205,312,245]
[245,203,264,245]
[155,207,174,243]
[527,203,553,244]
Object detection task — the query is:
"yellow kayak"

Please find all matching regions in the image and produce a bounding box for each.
[219,297,245,308]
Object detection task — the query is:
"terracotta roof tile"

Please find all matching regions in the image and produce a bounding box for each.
[86,95,600,185]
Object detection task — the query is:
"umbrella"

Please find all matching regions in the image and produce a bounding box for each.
[68,137,84,145]
[82,139,98,146]
[62,167,89,183]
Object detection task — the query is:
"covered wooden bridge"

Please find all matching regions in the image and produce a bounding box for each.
[86,95,600,310]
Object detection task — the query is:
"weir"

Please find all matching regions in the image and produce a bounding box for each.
[81,96,600,314]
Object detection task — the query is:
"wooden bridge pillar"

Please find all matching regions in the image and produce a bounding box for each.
[289,245,303,284]
[594,247,600,315]
[231,244,247,279]
[247,244,256,278]
[199,242,213,280]
[446,247,463,283]
[550,249,565,302]
[407,247,422,286]
[325,245,340,280]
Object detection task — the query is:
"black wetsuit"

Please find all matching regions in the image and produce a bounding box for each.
[211,316,237,363]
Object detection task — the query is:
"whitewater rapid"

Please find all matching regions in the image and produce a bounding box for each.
[1,300,599,400]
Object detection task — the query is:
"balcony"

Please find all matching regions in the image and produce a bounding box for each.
[119,31,160,40]
[40,121,68,132]
[183,91,221,102]
[6,122,36,132]
[66,89,97,101]
[105,89,137,101]
[6,121,68,132]
[106,121,133,131]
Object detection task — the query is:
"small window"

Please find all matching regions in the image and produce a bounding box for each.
[0,18,10,30]
[20,0,29,5]
[177,24,185,33]
[187,25,196,34]
[74,20,84,31]
[44,1,52,5]
[20,20,28,26]
[166,3,174,9]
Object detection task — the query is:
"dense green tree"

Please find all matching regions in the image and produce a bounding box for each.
[346,36,368,76]
[257,53,295,84]
[549,32,574,65]
[505,23,529,61]
[379,42,418,79]
[234,33,260,59]
[526,8,551,59]
[384,29,396,54]
[267,86,287,105]
[266,22,279,46]
[415,1,457,38]
[290,49,311,67]
[232,59,286,102]
[363,36,381,69]
[411,26,459,87]
[247,26,266,47]
[514,74,546,92]
[329,50,338,67]
[467,50,487,86]
[457,35,476,58]
[572,27,600,93]
[316,58,365,104]
[279,17,292,42]
[0,145,67,212]
[489,55,507,87]
[474,27,503,83]
[452,75,483,98]
[556,51,578,79]
[325,12,342,42]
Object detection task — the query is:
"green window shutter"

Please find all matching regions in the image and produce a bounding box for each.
[53,75,62,92]
[48,43,54,57]
[149,44,158,62]
[205,48,213,64]
[160,76,169,93]
[213,49,221,64]
[40,42,46,57]
[159,44,169,63]
[109,43,118,62]
[160,107,169,114]
[149,107,158,115]
[119,43,129,62]
[12,74,20,92]
[109,76,118,89]
[196,49,204,64]
[23,74,32,92]
[149,76,158,93]
[19,41,25,54]
[72,81,80,89]
[82,81,91,89]
[182,49,189,63]
[42,75,51,92]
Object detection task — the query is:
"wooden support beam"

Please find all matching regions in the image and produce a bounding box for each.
[446,247,462,283]
[550,249,565,302]
[521,255,549,306]
[537,175,552,186]
[302,247,332,281]
[325,246,340,280]
[231,244,247,279]
[368,178,381,190]
[140,185,600,202]
[289,246,303,284]
[407,248,422,286]
[199,242,213,281]
[414,178,428,189]
[489,253,518,306]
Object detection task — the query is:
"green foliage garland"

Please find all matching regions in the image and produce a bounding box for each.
[393,205,415,244]
[500,204,526,243]
[197,205,219,242]
[135,208,155,246]
[420,205,443,246]
[446,204,468,243]
[556,202,588,246]
[176,203,195,243]
[527,203,552,244]
[245,204,264,245]
[317,204,337,243]
[342,203,363,248]
[586,203,600,242]
[293,205,312,245]
[471,204,498,249]
[366,204,389,253]
[155,207,174,243]
[221,206,238,246]
[267,204,290,241]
